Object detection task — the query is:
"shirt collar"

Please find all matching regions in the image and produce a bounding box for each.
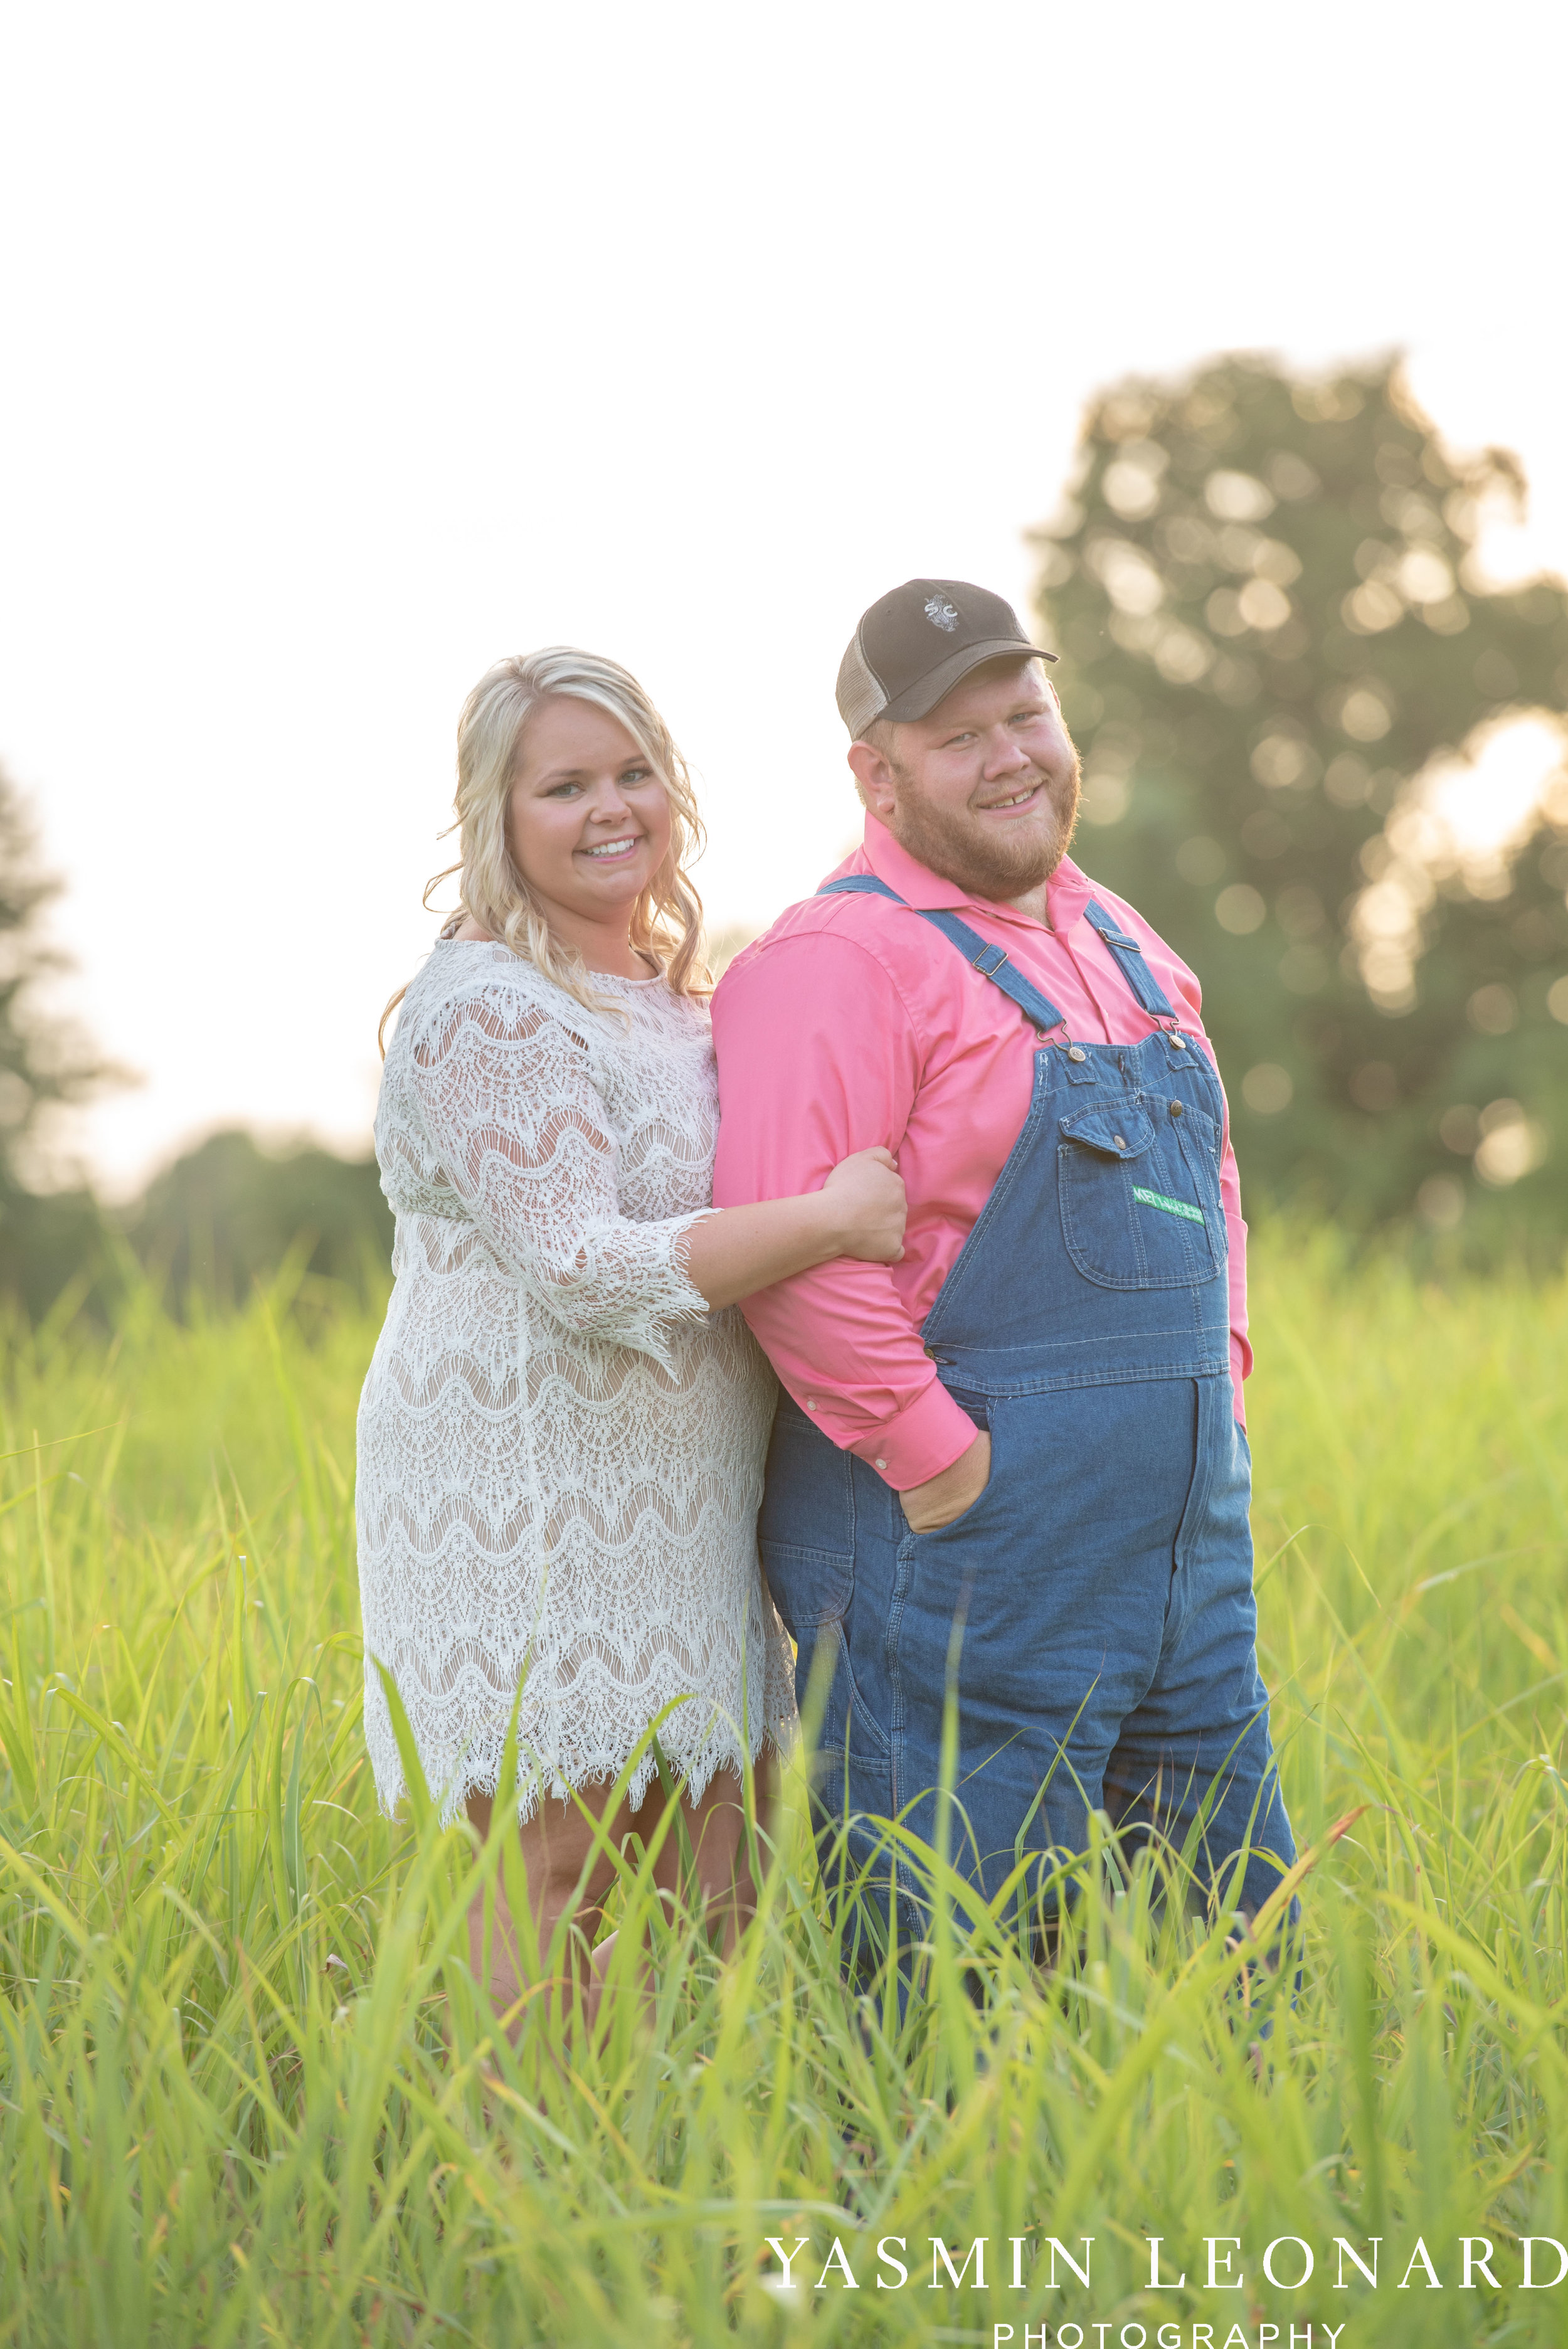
[857,812,1096,935]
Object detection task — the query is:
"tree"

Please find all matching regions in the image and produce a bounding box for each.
[1031,355,1568,1252]
[0,766,105,1186]
[124,1128,393,1308]
[0,764,112,1317]
[0,763,393,1322]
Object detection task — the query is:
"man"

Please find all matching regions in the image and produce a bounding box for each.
[711,577,1295,1951]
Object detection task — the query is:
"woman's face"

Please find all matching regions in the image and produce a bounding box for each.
[507,695,672,930]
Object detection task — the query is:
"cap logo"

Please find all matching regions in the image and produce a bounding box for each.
[924,593,960,633]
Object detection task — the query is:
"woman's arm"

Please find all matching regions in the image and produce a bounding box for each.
[682,1147,905,1310]
[409,984,904,1350]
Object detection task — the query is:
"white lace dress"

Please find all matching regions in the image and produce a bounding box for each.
[356,938,795,1826]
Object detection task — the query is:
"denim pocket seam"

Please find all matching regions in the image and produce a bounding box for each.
[758,1540,856,1631]
[826,1616,893,1764]
[1172,1110,1226,1270]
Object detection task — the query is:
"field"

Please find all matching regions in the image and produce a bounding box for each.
[1,1235,1565,2348]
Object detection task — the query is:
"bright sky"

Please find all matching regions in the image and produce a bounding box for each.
[2,1,1564,1196]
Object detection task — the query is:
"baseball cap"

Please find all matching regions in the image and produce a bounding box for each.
[836,578,1057,739]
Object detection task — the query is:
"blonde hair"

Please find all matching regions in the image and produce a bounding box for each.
[381,648,708,1050]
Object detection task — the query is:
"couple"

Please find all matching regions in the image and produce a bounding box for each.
[356,578,1295,2015]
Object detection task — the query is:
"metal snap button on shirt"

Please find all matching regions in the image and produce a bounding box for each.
[1067,1045,1087,1063]
[1113,1132,1128,1149]
[1170,1100,1184,1118]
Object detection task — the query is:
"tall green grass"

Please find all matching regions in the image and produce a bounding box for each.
[1,1234,1565,2347]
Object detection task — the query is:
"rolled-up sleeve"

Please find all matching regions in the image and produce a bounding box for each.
[711,934,980,1490]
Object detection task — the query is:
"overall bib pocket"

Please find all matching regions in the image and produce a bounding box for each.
[758,1391,856,1633]
[1058,1101,1221,1289]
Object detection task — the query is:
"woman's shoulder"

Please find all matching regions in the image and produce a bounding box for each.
[391,940,600,1057]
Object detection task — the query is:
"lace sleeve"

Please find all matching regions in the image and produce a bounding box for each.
[408,979,712,1356]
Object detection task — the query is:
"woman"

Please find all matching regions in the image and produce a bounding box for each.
[357,647,904,2018]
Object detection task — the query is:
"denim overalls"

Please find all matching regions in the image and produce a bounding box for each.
[758,876,1296,1935]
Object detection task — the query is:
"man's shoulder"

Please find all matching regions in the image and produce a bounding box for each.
[1078,874,1154,938]
[1066,864,1188,960]
[717,880,935,995]
[1065,864,1207,1018]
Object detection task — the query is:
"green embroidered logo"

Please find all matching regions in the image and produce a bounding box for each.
[1133,1185,1205,1226]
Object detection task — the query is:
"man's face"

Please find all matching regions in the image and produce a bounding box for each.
[850,659,1081,903]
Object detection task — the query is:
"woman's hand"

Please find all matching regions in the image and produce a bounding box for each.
[819,1147,907,1264]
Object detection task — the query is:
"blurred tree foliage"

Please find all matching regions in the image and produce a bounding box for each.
[1032,354,1568,1251]
[0,757,393,1321]
[122,1128,392,1310]
[0,761,113,1316]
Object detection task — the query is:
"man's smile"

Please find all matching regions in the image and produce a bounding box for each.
[975,783,1044,815]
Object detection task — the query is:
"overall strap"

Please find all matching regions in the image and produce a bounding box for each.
[1081,899,1179,1023]
[818,874,1067,1035]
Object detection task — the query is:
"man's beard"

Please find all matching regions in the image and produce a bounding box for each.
[884,751,1082,902]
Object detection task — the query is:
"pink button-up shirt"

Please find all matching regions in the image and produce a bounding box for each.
[711,816,1251,1490]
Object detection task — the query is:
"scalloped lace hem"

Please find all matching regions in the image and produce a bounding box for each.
[366,1715,794,1830]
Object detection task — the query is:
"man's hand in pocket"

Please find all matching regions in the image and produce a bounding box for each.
[898,1430,992,1534]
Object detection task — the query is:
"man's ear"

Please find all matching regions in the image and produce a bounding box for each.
[847,738,897,817]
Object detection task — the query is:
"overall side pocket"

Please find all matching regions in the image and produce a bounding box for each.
[758,1391,857,1636]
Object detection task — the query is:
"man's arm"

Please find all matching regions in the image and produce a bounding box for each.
[711,930,982,1493]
